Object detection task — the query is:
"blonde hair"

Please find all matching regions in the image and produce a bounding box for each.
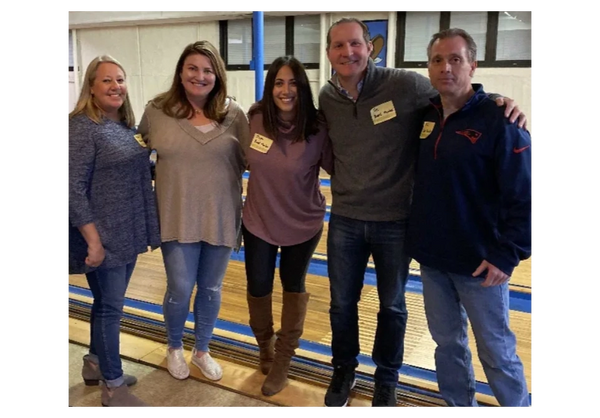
[151,41,228,123]
[69,55,135,128]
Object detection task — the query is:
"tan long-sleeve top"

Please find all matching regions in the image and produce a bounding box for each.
[138,99,250,249]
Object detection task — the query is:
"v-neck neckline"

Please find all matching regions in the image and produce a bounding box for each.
[176,101,237,145]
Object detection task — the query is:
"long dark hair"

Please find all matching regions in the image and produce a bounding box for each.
[249,56,319,143]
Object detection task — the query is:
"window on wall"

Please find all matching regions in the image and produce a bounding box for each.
[220,14,320,70]
[264,16,286,63]
[496,11,531,60]
[403,12,440,62]
[396,11,531,68]
[226,19,253,66]
[69,30,74,70]
[294,15,320,64]
[450,12,487,59]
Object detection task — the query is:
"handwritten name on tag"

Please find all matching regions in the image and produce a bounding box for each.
[370,101,397,125]
[250,133,274,154]
[420,121,435,139]
[134,133,147,148]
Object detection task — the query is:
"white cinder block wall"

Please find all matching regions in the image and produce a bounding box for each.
[70,12,531,131]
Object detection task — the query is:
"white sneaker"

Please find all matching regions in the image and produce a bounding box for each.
[191,349,223,381]
[166,347,190,380]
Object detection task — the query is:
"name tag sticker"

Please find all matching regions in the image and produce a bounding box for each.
[370,101,397,125]
[134,133,147,147]
[250,133,273,154]
[420,121,435,139]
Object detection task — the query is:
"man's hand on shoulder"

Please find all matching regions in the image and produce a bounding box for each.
[494,97,527,129]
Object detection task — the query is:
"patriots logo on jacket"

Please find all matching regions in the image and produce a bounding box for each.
[456,129,482,144]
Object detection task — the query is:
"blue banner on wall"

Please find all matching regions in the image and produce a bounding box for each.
[365,20,388,67]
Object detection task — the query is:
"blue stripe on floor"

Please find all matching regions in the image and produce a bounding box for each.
[69,286,502,400]
[231,247,531,313]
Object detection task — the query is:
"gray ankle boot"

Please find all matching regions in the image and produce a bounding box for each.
[82,355,137,387]
[101,384,148,407]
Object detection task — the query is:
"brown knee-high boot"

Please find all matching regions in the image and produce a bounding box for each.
[247,293,275,375]
[261,291,310,396]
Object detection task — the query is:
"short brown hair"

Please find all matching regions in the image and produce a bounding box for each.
[326,18,371,50]
[427,28,478,63]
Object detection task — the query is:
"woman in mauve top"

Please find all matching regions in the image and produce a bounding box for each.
[242,56,333,396]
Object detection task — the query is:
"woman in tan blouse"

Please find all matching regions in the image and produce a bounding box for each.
[138,41,249,382]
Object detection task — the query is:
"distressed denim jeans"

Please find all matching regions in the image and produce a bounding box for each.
[161,240,232,352]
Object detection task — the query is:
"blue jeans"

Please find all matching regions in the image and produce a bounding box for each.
[86,259,137,388]
[420,264,529,406]
[161,240,232,352]
[327,213,410,384]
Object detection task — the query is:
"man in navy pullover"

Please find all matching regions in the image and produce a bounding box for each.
[406,28,531,406]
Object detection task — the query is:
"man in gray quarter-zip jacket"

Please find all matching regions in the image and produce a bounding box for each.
[318,18,527,407]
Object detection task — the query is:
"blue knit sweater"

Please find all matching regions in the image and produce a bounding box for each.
[69,114,161,274]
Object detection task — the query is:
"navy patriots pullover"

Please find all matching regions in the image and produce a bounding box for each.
[406,84,531,276]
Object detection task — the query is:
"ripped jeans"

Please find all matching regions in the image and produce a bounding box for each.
[161,240,232,352]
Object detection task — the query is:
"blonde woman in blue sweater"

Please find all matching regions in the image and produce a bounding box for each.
[69,55,160,407]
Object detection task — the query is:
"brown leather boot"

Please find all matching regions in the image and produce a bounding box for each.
[82,355,137,387]
[247,293,275,375]
[261,291,310,396]
[101,384,148,407]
